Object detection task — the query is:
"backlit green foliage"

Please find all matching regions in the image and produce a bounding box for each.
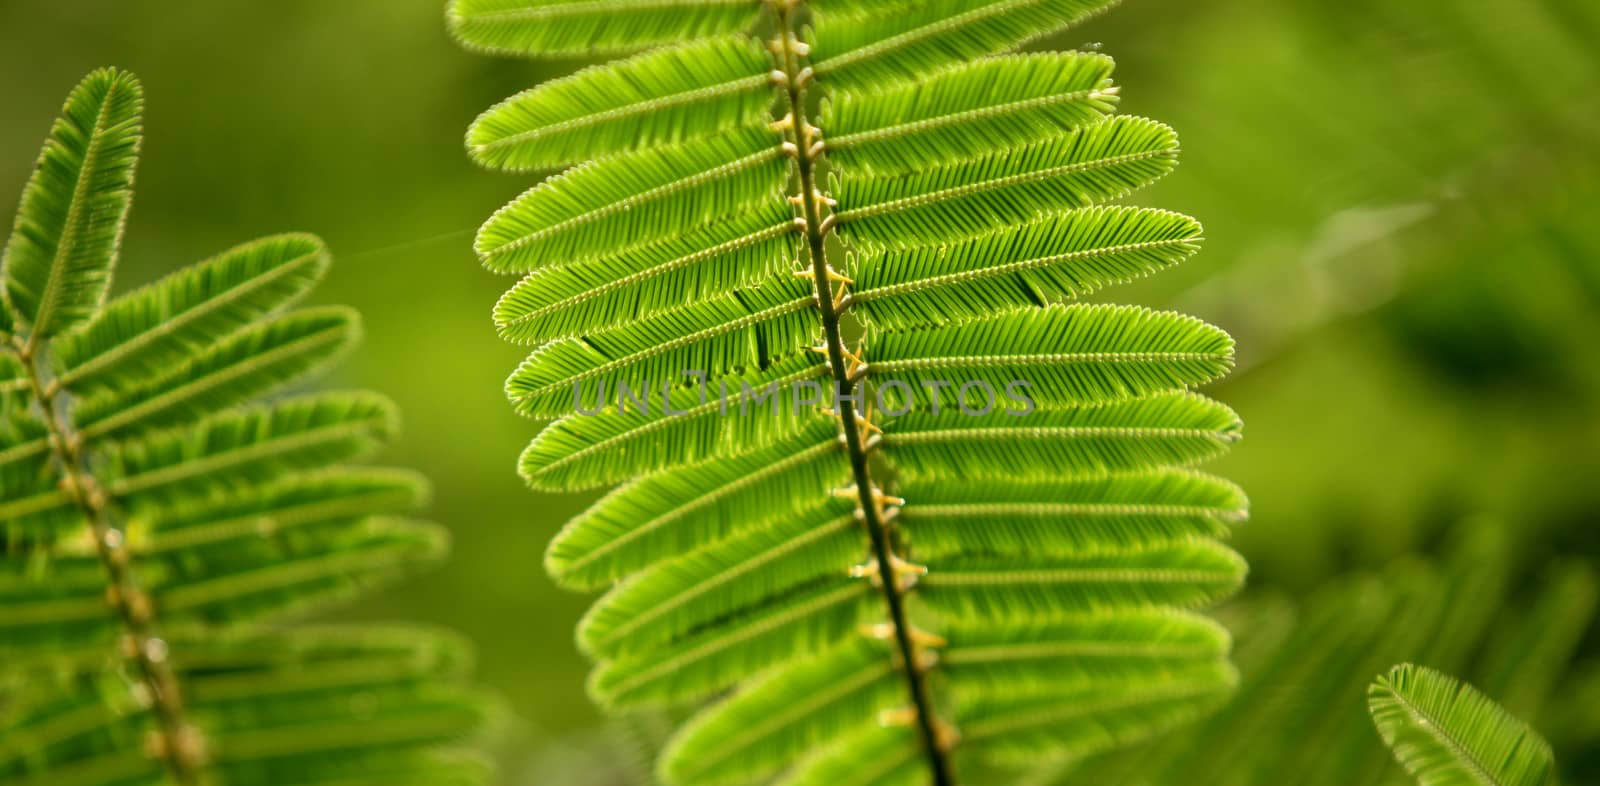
[0,69,489,785]
[454,0,1246,783]
[1370,666,1556,786]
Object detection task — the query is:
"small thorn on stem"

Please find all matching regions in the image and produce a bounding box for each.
[859,622,899,641]
[145,724,208,769]
[143,637,170,665]
[874,490,906,507]
[907,626,946,649]
[123,590,154,625]
[879,706,920,727]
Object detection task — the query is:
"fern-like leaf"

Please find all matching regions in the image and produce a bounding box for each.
[808,0,1122,88]
[821,52,1119,173]
[455,0,1246,783]
[1369,664,1557,786]
[468,37,775,170]
[1,69,142,341]
[476,128,789,272]
[50,233,330,395]
[544,419,848,589]
[0,70,490,785]
[493,210,798,344]
[448,0,764,58]
[834,115,1183,243]
[661,637,904,786]
[871,304,1234,407]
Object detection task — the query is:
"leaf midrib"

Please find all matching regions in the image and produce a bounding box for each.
[557,439,838,581]
[922,567,1236,586]
[497,221,795,338]
[854,236,1196,303]
[601,581,870,701]
[529,365,827,478]
[886,425,1232,443]
[112,413,385,496]
[835,148,1174,224]
[1381,685,1504,786]
[590,513,855,650]
[458,0,751,23]
[158,533,427,613]
[874,351,1228,370]
[963,681,1223,741]
[474,73,771,153]
[828,87,1113,150]
[481,146,782,261]
[942,639,1220,665]
[514,295,813,401]
[77,319,347,439]
[0,413,384,520]
[57,246,322,386]
[677,658,897,778]
[26,77,124,342]
[145,484,418,554]
[908,501,1242,519]
[813,0,1046,76]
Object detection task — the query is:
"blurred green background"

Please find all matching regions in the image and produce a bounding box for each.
[2,0,1596,782]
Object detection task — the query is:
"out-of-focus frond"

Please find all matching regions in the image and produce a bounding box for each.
[0,70,491,786]
[1370,664,1556,786]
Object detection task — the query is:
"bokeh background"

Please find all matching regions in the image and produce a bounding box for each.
[2,0,1597,782]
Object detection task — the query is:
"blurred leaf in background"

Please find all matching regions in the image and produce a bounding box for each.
[0,1,607,773]
[4,0,1595,782]
[1079,0,1600,585]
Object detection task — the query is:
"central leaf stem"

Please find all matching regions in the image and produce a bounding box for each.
[770,5,957,784]
[10,338,207,786]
